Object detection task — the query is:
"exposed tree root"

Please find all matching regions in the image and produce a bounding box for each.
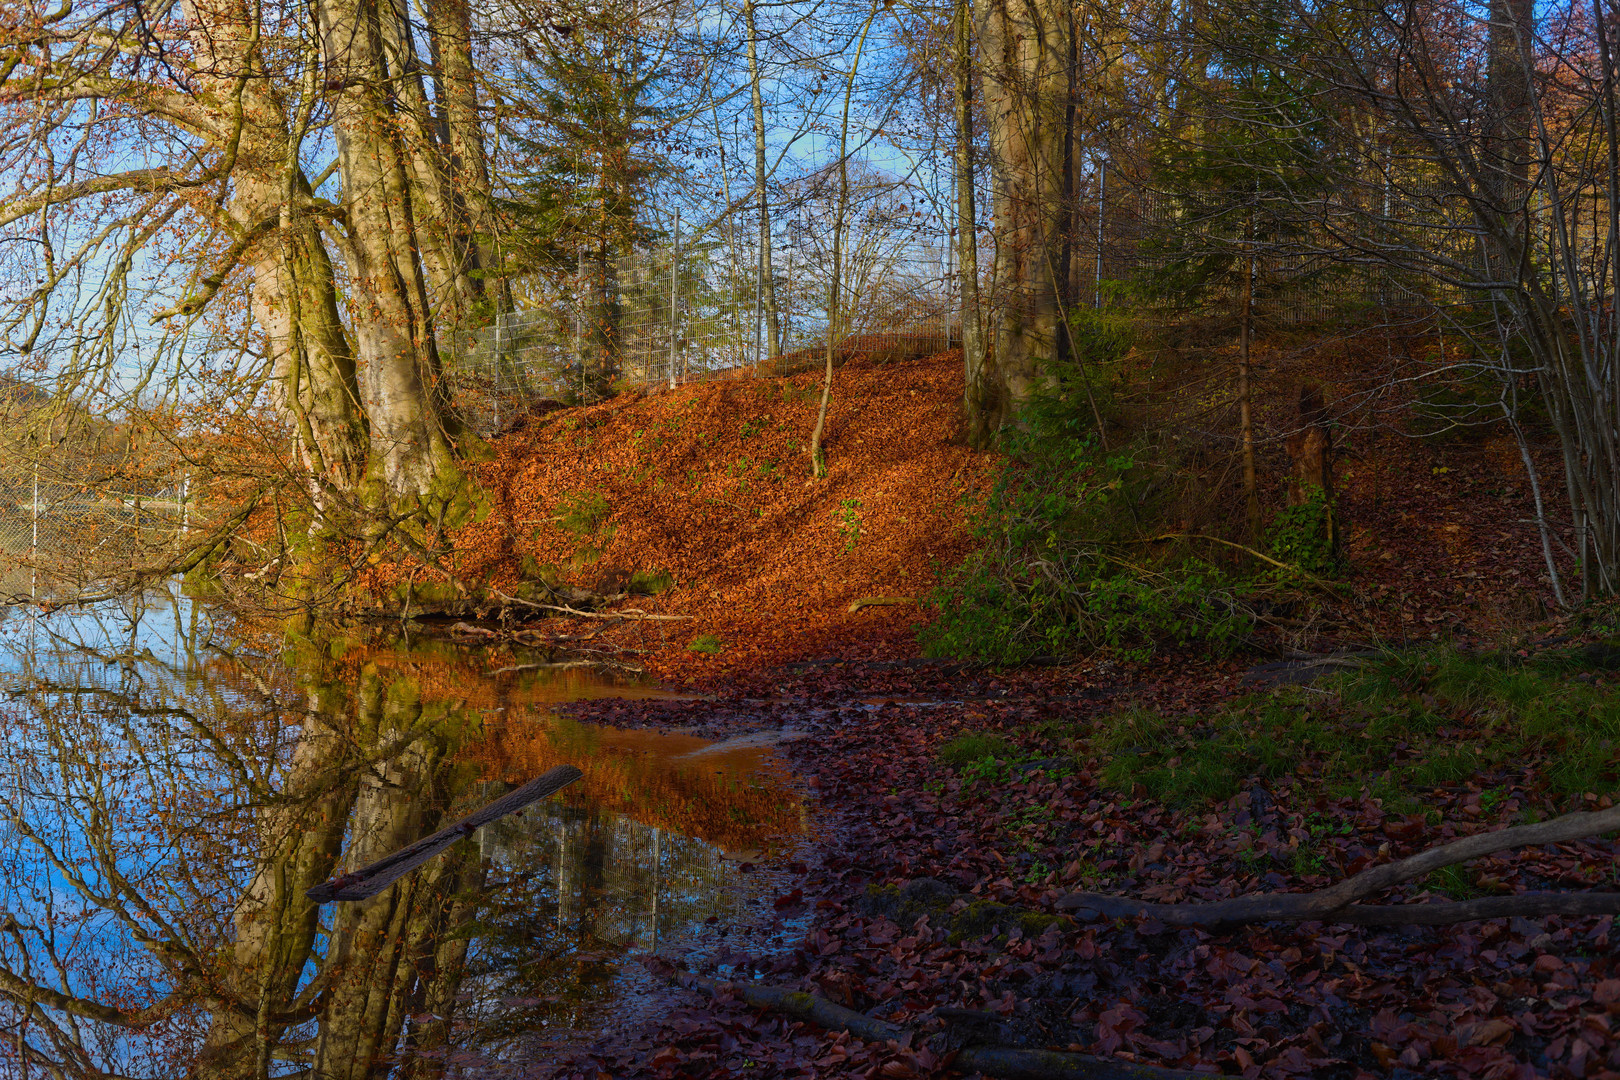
[307,764,582,902]
[672,970,1209,1080]
[1058,802,1620,927]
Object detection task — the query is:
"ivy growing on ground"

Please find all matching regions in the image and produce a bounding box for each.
[920,310,1254,664]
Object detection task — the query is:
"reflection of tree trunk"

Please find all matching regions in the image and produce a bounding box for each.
[195,691,357,1077]
[578,808,609,941]
[313,664,458,1079]
[398,847,485,1079]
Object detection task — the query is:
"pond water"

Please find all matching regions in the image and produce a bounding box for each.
[0,587,809,1077]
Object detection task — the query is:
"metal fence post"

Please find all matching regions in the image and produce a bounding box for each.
[575,250,585,400]
[31,462,38,602]
[494,307,505,431]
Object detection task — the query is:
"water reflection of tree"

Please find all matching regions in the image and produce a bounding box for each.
[458,802,742,1052]
[0,602,804,1077]
[0,607,485,1078]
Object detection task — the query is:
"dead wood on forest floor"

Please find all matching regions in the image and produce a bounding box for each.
[1058,801,1620,927]
[670,968,1210,1080]
[490,588,691,620]
[848,596,920,612]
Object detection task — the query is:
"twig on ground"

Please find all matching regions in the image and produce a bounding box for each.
[670,969,1209,1080]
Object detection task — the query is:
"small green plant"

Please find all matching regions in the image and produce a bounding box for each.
[1290,843,1327,878]
[1264,490,1340,576]
[834,498,863,554]
[554,490,610,537]
[1076,644,1620,811]
[960,756,1015,786]
[1024,859,1051,884]
[628,568,674,595]
[938,732,1012,767]
[687,633,725,655]
[1425,865,1483,899]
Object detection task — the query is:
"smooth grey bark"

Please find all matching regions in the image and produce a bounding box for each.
[746,0,782,358]
[317,0,463,502]
[954,0,988,444]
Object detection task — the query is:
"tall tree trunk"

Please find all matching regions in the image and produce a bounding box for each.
[746,0,782,358]
[367,0,488,342]
[256,205,370,502]
[317,0,463,504]
[586,242,623,399]
[1238,227,1259,539]
[424,0,498,288]
[189,2,370,510]
[810,4,879,477]
[974,0,1073,434]
[955,0,989,445]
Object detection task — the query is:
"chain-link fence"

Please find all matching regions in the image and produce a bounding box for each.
[452,232,963,437]
[0,385,190,602]
[450,171,1452,436]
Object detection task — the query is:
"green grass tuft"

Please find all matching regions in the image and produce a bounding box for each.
[1075,646,1620,810]
[938,732,1013,768]
[687,633,725,655]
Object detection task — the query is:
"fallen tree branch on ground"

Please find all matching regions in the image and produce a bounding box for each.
[671,970,1208,1080]
[307,764,583,902]
[1058,802,1620,927]
[490,589,691,620]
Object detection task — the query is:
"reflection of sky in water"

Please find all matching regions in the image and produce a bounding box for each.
[0,586,808,1076]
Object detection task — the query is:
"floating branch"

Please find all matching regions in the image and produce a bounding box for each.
[307,764,583,903]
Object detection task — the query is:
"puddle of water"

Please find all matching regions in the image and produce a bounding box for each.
[0,587,809,1074]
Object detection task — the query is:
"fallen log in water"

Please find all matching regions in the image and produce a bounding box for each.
[307,764,583,903]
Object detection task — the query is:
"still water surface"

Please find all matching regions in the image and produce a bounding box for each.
[0,588,808,1076]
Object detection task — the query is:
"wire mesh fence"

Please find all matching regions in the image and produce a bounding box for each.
[452,242,962,437]
[0,388,190,603]
[449,172,1454,437]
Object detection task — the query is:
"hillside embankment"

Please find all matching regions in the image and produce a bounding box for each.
[446,351,993,685]
[438,332,1580,688]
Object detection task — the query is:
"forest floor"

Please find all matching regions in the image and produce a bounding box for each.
[449,343,1620,1079]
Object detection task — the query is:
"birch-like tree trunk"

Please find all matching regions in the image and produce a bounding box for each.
[746,0,783,358]
[954,0,989,444]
